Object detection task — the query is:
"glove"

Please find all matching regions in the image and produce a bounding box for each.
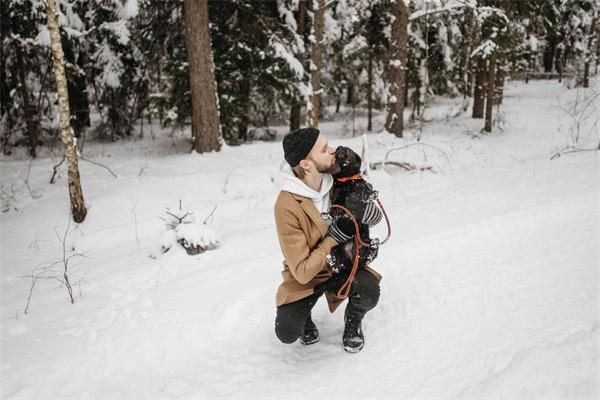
[327,215,355,243]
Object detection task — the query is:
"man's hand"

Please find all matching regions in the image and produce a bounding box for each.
[314,266,352,295]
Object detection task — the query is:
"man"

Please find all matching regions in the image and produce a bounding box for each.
[274,127,382,353]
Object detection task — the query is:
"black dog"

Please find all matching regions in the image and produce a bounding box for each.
[316,146,381,295]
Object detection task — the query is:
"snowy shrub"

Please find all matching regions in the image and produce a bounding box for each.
[247,127,277,142]
[159,204,220,255]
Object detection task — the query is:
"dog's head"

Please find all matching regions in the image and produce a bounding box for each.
[334,146,362,178]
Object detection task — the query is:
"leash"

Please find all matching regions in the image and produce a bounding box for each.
[329,204,362,299]
[334,174,392,244]
[329,174,392,298]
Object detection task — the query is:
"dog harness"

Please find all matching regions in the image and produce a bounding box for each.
[330,174,392,299]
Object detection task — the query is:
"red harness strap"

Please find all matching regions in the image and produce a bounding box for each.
[336,173,363,183]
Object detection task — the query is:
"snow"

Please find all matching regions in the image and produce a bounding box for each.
[1,79,599,399]
[271,41,304,80]
[94,43,124,88]
[33,25,50,47]
[101,20,131,46]
[471,39,497,58]
[120,0,139,20]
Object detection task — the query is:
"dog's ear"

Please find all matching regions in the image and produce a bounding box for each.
[353,151,362,170]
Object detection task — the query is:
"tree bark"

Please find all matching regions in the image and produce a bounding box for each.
[290,0,307,132]
[308,0,324,128]
[367,50,373,132]
[583,14,597,88]
[484,53,496,133]
[495,58,504,105]
[16,44,38,158]
[472,57,486,118]
[46,0,87,223]
[385,0,409,137]
[184,0,221,153]
[462,11,474,99]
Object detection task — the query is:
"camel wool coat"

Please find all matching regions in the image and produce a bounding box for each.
[274,190,382,313]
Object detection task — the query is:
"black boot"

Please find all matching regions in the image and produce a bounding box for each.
[299,315,319,345]
[342,305,365,353]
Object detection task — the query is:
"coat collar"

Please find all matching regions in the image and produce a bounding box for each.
[289,192,328,238]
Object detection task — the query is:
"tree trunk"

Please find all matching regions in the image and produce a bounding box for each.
[385,0,409,137]
[238,78,250,143]
[556,45,564,82]
[495,57,505,105]
[367,50,373,132]
[472,57,486,118]
[462,10,474,99]
[290,0,307,132]
[596,25,600,74]
[16,44,38,158]
[484,54,496,133]
[583,15,597,88]
[184,0,221,153]
[308,0,324,128]
[346,81,354,105]
[46,0,87,223]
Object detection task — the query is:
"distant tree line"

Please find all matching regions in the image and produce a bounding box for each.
[2,0,599,157]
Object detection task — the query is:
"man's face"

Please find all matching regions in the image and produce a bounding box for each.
[307,134,340,175]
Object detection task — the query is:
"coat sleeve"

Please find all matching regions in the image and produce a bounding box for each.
[275,205,338,285]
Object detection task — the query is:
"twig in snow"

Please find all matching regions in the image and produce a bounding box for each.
[80,157,118,178]
[550,147,599,159]
[12,158,42,199]
[203,205,217,225]
[131,202,140,245]
[22,217,88,313]
[382,142,453,173]
[50,156,65,184]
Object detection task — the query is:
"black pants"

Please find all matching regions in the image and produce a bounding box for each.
[275,269,380,344]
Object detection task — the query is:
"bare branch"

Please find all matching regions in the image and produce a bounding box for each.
[50,156,65,184]
[203,205,217,225]
[80,157,118,178]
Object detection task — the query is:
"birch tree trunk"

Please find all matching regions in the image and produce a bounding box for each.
[484,53,496,133]
[46,0,87,223]
[184,0,221,153]
[308,0,324,128]
[385,0,409,137]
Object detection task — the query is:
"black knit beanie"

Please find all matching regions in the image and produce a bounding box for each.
[282,127,320,167]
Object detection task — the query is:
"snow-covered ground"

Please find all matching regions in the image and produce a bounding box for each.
[1,79,599,399]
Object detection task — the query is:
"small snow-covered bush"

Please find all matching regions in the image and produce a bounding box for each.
[248,127,276,142]
[159,204,220,255]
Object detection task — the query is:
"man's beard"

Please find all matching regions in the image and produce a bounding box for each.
[317,162,341,175]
